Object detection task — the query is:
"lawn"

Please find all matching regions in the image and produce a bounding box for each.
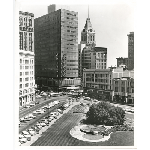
[31,105,134,146]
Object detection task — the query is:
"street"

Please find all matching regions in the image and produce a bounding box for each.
[19,101,66,133]
[19,96,68,118]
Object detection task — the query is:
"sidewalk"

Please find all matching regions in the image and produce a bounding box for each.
[20,101,80,146]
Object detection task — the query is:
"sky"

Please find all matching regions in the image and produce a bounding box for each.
[17,0,135,67]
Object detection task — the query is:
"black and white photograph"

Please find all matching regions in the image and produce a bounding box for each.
[14,0,137,148]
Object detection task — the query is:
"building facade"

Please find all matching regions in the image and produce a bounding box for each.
[83,69,113,100]
[127,32,134,70]
[19,11,35,107]
[112,67,134,79]
[113,77,134,104]
[94,47,107,69]
[112,67,134,104]
[81,47,107,71]
[34,5,78,91]
[116,57,128,68]
[83,67,134,103]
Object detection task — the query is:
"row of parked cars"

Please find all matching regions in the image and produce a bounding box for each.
[19,104,67,145]
[19,100,60,127]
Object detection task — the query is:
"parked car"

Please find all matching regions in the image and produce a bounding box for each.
[48,116,54,122]
[39,122,46,127]
[32,126,40,134]
[93,99,99,103]
[28,113,36,119]
[27,128,36,136]
[62,92,67,95]
[24,115,31,121]
[19,134,27,144]
[31,125,40,133]
[24,105,30,108]
[53,100,59,105]
[33,110,38,115]
[36,109,44,114]
[21,131,31,141]
[20,117,26,122]
[35,101,40,104]
[63,103,69,109]
[50,112,57,119]
[130,108,134,113]
[84,97,91,101]
[35,123,42,129]
[125,108,130,112]
[36,95,42,98]
[30,103,35,107]
[43,108,47,112]
[42,105,48,109]
[57,109,63,114]
[41,119,49,125]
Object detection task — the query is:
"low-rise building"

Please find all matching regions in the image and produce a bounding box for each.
[83,68,113,100]
[83,67,134,103]
[113,77,134,104]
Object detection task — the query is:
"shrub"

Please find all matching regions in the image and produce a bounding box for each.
[86,102,125,126]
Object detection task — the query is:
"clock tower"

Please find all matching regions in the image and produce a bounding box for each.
[80,7,96,48]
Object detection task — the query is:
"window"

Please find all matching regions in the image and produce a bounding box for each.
[19,84,22,89]
[121,87,125,92]
[25,77,29,81]
[122,81,125,85]
[25,60,29,64]
[25,83,29,87]
[25,66,29,69]
[25,72,29,75]
[29,19,32,26]
[20,78,22,82]
[115,87,118,92]
[20,72,22,76]
[127,87,130,93]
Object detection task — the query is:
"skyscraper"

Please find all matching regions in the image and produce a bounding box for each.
[78,7,107,78]
[127,32,134,70]
[19,11,35,107]
[34,5,78,91]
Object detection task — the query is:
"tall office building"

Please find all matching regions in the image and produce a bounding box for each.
[19,11,35,107]
[127,32,134,70]
[78,10,107,78]
[35,5,78,91]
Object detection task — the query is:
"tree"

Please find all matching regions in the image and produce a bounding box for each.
[86,102,125,126]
